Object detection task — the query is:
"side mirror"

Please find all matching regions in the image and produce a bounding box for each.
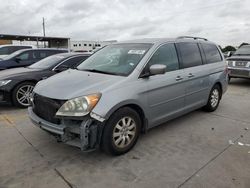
[149,64,166,75]
[227,51,233,57]
[54,65,69,72]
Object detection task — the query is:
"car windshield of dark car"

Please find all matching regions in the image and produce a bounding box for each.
[77,43,152,76]
[29,55,66,69]
[234,46,250,55]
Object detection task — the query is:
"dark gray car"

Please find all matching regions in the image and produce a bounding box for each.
[227,45,250,81]
[28,36,228,155]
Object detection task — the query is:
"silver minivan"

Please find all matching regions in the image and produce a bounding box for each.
[28,36,228,155]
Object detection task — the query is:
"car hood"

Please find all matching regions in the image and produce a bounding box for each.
[0,67,41,80]
[34,69,125,100]
[227,55,250,61]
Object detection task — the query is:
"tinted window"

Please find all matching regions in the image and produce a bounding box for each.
[202,43,222,64]
[59,56,89,68]
[17,52,33,60]
[9,46,17,53]
[16,46,32,50]
[148,43,179,72]
[178,43,202,68]
[0,47,9,55]
[234,45,250,55]
[29,55,66,69]
[39,51,47,58]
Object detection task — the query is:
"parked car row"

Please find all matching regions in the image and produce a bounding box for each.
[0,48,68,70]
[0,53,90,107]
[21,36,228,155]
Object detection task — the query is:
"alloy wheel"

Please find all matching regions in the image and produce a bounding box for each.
[16,84,34,106]
[210,89,219,108]
[112,117,136,149]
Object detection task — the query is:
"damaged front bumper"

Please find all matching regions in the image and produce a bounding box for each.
[28,107,104,151]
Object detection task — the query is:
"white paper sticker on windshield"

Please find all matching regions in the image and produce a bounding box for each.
[128,50,146,55]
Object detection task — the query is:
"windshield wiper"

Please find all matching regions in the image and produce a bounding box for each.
[81,69,119,75]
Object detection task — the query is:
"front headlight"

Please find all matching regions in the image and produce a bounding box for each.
[56,93,101,117]
[226,61,233,67]
[0,80,11,87]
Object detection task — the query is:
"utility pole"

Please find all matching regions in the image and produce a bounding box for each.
[42,17,46,36]
[42,17,46,47]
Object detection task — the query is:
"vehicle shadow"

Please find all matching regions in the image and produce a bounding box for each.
[0,103,25,113]
[229,78,250,86]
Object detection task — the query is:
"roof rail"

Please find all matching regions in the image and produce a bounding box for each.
[177,36,208,41]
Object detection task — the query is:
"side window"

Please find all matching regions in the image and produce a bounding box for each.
[201,43,222,64]
[38,51,48,59]
[34,51,50,59]
[17,52,32,60]
[59,56,88,68]
[9,46,17,53]
[148,43,179,72]
[0,47,9,55]
[178,43,203,68]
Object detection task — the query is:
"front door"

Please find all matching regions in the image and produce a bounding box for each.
[144,43,186,127]
[15,51,36,67]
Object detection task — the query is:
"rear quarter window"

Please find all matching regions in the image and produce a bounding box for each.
[177,42,203,68]
[201,43,222,64]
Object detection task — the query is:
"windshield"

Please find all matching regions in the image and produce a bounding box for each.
[234,45,250,55]
[77,43,152,76]
[0,47,9,55]
[1,50,23,60]
[29,55,66,69]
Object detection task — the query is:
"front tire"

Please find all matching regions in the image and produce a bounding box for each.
[101,107,141,155]
[203,84,221,112]
[12,82,35,108]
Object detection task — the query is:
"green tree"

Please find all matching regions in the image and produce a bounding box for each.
[222,46,236,53]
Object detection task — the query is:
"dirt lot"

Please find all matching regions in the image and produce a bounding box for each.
[0,79,250,188]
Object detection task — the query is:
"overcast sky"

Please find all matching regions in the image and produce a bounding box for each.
[1,0,250,46]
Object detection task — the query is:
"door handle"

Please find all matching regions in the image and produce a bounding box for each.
[176,76,183,81]
[188,73,195,78]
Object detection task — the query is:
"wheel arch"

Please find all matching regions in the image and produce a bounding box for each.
[213,82,223,99]
[104,102,148,133]
[10,80,38,103]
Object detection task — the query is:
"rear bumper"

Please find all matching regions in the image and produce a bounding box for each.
[228,67,250,78]
[28,107,103,151]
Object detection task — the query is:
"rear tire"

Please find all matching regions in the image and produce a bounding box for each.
[12,82,35,108]
[203,84,221,112]
[101,107,141,155]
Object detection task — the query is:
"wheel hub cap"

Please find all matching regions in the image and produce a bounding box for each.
[16,85,34,106]
[211,89,219,108]
[112,117,136,148]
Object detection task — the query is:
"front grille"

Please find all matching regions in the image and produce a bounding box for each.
[33,94,64,124]
[230,69,250,77]
[235,61,247,67]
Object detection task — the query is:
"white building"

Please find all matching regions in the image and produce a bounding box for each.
[70,40,117,52]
